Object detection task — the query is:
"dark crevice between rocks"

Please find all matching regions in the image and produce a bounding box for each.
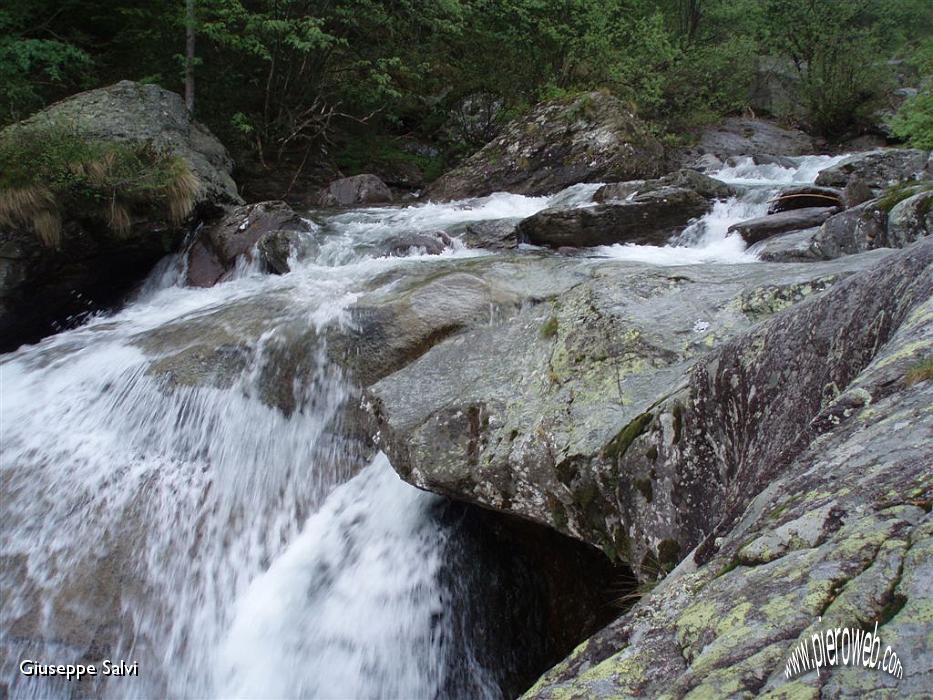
[432,499,631,700]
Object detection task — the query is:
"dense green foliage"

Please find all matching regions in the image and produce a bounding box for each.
[0,119,198,246]
[2,0,931,177]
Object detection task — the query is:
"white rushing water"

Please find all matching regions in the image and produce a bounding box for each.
[1,154,839,699]
[593,153,846,265]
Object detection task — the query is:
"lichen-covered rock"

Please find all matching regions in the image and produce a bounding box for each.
[518,187,710,248]
[424,92,664,200]
[815,149,929,189]
[729,207,839,244]
[366,247,911,575]
[0,81,241,350]
[185,201,312,286]
[316,174,393,207]
[811,200,890,259]
[524,244,932,697]
[887,190,933,247]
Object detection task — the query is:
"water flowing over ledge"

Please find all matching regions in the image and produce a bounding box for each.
[1,153,849,698]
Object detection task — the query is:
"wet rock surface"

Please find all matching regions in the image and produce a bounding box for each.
[457,220,519,250]
[354,239,931,700]
[424,92,664,200]
[518,187,710,248]
[594,170,734,204]
[365,246,919,575]
[694,117,816,159]
[185,200,312,286]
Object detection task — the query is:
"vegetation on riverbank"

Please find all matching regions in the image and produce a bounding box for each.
[2,1,931,182]
[0,119,199,247]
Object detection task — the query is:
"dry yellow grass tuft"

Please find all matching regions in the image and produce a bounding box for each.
[0,185,63,247]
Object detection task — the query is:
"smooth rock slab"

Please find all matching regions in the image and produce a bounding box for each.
[366,246,917,574]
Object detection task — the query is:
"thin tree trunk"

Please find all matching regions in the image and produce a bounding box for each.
[185,0,196,118]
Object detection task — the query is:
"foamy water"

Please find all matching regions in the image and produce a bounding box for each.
[593,154,845,265]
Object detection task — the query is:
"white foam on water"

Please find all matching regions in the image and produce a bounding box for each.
[595,154,842,265]
[215,454,493,700]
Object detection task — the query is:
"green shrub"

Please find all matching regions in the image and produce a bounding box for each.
[890,88,933,151]
[0,119,199,247]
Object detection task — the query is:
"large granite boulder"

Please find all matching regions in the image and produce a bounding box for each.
[808,191,932,260]
[365,247,908,575]
[695,117,816,158]
[424,92,664,200]
[517,187,710,248]
[0,81,241,350]
[525,240,932,699]
[815,149,929,189]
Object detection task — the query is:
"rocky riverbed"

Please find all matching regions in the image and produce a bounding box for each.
[1,82,931,699]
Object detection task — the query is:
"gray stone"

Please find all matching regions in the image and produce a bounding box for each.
[523,243,932,697]
[185,201,311,287]
[458,220,519,250]
[382,230,452,257]
[748,227,822,262]
[317,174,393,207]
[518,187,710,248]
[698,117,815,157]
[729,207,839,244]
[365,247,908,574]
[257,228,316,274]
[594,170,734,204]
[888,190,933,247]
[815,149,929,189]
[811,200,889,259]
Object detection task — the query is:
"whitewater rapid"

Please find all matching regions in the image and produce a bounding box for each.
[0,154,841,699]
